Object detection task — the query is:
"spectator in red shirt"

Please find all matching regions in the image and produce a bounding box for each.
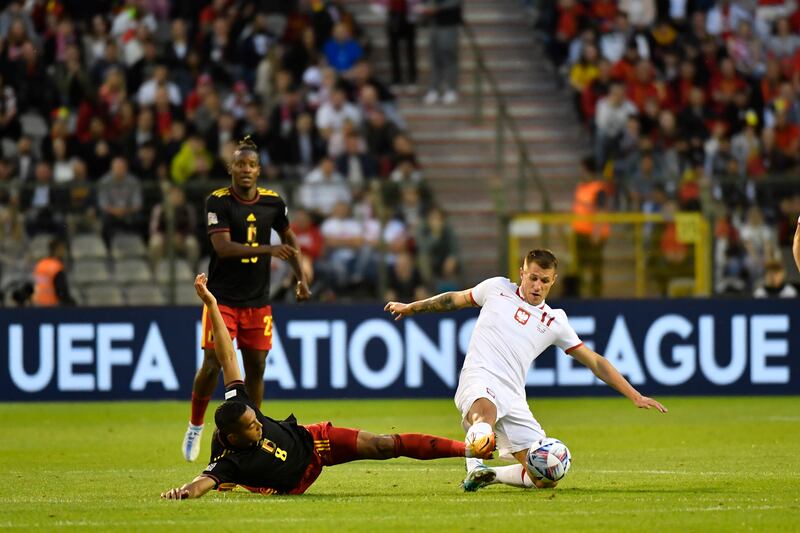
[673,59,698,109]
[199,0,228,33]
[581,59,613,125]
[709,57,747,113]
[628,59,661,111]
[289,207,323,291]
[548,0,585,66]
[773,108,800,159]
[591,0,618,32]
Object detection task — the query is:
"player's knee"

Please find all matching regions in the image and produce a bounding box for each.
[244,357,266,374]
[200,351,221,373]
[243,351,267,372]
[374,435,397,459]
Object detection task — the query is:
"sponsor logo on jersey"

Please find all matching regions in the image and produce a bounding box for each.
[514,308,531,325]
[208,212,218,226]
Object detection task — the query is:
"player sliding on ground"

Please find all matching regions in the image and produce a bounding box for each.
[161,274,495,500]
[182,136,311,463]
[385,248,667,491]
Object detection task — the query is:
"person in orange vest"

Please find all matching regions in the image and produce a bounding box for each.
[572,157,611,297]
[32,237,76,306]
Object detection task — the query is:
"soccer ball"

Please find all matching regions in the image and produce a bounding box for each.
[526,438,571,482]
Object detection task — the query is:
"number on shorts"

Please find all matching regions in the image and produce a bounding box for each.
[263,315,273,338]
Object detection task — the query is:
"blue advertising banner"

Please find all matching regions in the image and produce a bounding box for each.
[0,299,797,401]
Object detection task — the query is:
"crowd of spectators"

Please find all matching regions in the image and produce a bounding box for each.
[539,0,800,295]
[0,0,462,306]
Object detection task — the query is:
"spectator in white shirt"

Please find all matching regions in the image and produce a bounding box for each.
[137,64,182,106]
[316,87,361,140]
[706,0,752,37]
[298,156,352,217]
[595,82,638,166]
[753,260,798,298]
[600,13,632,63]
[320,201,376,289]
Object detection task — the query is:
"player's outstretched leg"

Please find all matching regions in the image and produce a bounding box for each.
[182,348,220,461]
[461,398,498,491]
[351,430,495,461]
[466,450,554,491]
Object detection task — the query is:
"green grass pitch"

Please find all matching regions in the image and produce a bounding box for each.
[2,397,799,532]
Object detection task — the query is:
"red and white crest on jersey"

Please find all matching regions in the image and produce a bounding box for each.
[514,308,531,325]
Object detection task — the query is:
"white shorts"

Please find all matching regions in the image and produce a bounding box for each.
[454,369,545,459]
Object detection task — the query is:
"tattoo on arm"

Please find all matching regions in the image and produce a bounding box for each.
[412,292,458,314]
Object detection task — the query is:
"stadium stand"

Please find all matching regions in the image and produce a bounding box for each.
[536,0,800,294]
[0,0,457,306]
[0,0,797,305]
[124,282,167,305]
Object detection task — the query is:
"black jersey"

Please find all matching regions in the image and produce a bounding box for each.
[205,186,290,307]
[201,381,314,493]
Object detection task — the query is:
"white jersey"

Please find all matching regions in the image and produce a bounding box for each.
[465,277,583,396]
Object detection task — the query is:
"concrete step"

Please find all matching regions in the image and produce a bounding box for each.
[399,78,560,94]
[371,58,558,78]
[367,32,537,51]
[400,101,575,120]
[417,148,578,164]
[400,103,576,121]
[342,0,582,284]
[411,128,583,144]
[357,9,532,26]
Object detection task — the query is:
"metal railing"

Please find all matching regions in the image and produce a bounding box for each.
[508,211,713,297]
[462,22,550,214]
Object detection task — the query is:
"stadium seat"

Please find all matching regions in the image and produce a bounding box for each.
[174,283,201,306]
[83,284,125,306]
[71,234,108,260]
[113,258,154,285]
[124,284,166,305]
[155,259,194,284]
[28,233,54,262]
[781,247,800,284]
[110,233,147,259]
[70,259,111,287]
[20,112,49,138]
[198,256,210,275]
[1,139,15,158]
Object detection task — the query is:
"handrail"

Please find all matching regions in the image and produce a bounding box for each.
[461,22,551,214]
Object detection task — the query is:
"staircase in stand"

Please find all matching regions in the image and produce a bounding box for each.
[344,0,587,284]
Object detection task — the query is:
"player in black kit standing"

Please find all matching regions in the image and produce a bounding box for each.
[182,137,311,462]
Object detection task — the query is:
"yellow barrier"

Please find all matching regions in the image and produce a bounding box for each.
[508,212,712,297]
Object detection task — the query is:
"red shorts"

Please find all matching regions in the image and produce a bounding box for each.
[288,422,361,495]
[200,304,273,351]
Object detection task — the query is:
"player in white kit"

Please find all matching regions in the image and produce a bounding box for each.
[385,249,667,491]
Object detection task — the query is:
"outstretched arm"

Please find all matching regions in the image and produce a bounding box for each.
[384,288,475,321]
[195,273,242,384]
[279,228,311,301]
[161,475,215,500]
[568,345,668,413]
[793,215,800,273]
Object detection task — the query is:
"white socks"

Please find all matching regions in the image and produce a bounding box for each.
[465,422,493,472]
[491,464,536,488]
